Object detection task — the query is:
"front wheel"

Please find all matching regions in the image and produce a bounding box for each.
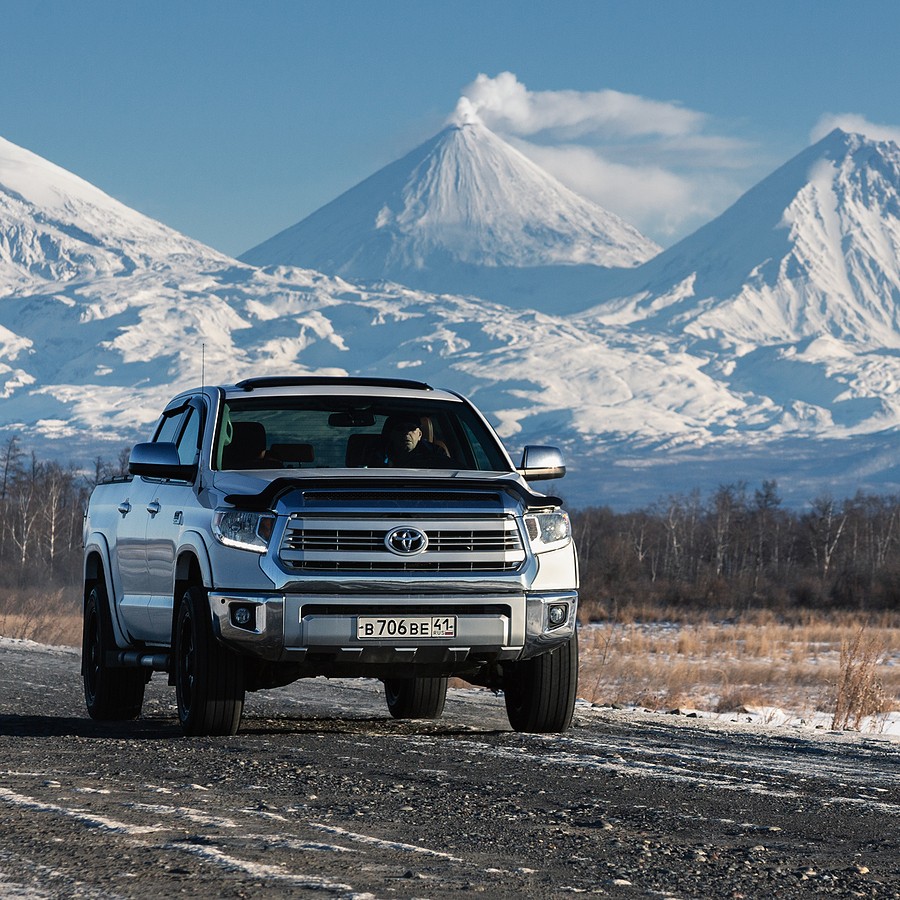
[82,583,145,720]
[503,633,578,733]
[383,676,448,719]
[175,586,245,736]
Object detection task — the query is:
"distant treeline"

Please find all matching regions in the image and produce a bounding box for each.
[572,481,900,620]
[0,438,129,591]
[3,438,899,617]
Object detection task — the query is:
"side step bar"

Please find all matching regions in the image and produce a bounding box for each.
[107,650,171,671]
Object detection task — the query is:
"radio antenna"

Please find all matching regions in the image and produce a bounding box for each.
[201,343,206,389]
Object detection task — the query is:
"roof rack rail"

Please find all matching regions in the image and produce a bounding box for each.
[234,376,434,392]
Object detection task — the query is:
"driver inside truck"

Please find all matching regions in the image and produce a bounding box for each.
[383,416,457,468]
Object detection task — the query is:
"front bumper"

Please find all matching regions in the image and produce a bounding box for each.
[208,590,577,670]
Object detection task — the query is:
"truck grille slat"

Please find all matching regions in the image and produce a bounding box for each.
[280,517,526,573]
[287,560,520,572]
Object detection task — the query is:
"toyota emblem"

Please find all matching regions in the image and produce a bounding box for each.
[385,526,428,555]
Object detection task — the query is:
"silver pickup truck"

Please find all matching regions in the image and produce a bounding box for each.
[82,376,579,735]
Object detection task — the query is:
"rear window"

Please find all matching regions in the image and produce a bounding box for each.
[214,395,510,472]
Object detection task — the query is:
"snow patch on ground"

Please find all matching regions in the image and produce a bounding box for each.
[583,700,900,739]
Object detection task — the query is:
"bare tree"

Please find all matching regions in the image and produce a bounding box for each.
[806,495,848,581]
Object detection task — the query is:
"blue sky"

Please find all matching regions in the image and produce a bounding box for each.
[3,1,899,257]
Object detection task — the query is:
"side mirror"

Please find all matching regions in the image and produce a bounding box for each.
[517,446,566,481]
[128,442,196,481]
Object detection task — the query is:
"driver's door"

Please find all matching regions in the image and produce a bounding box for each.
[145,402,203,642]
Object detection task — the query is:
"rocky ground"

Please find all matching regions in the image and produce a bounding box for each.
[1,638,899,899]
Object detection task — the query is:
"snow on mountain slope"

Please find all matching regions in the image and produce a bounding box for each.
[4,131,900,507]
[586,130,900,347]
[5,250,897,508]
[570,129,900,463]
[0,132,722,500]
[240,120,659,313]
[0,259,754,476]
[0,128,758,506]
[0,136,228,288]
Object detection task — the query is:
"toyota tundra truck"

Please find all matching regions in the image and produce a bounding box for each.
[81,376,579,735]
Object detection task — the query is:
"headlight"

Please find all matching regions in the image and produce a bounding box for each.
[213,509,275,553]
[524,510,571,553]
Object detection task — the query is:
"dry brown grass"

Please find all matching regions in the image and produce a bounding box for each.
[579,616,900,728]
[0,588,82,647]
[2,588,899,731]
[831,629,893,730]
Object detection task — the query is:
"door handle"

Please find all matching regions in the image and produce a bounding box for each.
[146,500,161,516]
[117,501,131,517]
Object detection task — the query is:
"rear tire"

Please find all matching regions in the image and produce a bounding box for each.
[175,586,245,736]
[82,583,145,720]
[384,676,448,719]
[503,633,578,733]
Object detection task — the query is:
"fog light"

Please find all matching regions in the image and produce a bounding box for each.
[232,605,254,628]
[548,604,568,627]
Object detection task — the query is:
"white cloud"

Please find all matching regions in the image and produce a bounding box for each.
[812,113,900,145]
[447,75,900,247]
[451,72,755,245]
[454,71,705,139]
[515,140,742,241]
[515,142,689,217]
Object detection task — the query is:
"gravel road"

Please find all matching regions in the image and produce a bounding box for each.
[1,638,899,899]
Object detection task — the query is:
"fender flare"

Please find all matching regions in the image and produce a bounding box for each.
[174,530,214,591]
[82,534,131,648]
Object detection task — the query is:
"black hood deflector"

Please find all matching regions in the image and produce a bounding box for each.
[224,476,562,511]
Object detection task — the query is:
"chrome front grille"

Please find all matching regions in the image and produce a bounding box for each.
[279,516,526,572]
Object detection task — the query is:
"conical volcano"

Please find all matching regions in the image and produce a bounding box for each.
[241,120,659,311]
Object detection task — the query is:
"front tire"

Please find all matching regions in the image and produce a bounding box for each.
[384,676,448,719]
[503,633,578,733]
[175,586,245,736]
[82,583,145,720]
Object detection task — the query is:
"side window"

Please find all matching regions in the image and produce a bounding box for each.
[152,401,203,470]
[176,408,201,466]
[154,409,186,445]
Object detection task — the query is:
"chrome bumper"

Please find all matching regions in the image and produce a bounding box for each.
[208,590,577,664]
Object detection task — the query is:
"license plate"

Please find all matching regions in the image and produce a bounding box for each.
[356,615,457,639]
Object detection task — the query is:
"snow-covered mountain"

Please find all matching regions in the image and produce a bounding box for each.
[0,134,685,508]
[579,129,900,452]
[0,136,228,286]
[588,129,900,345]
[240,119,659,313]
[4,129,900,508]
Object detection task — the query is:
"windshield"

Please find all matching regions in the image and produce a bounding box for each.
[214,395,511,472]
